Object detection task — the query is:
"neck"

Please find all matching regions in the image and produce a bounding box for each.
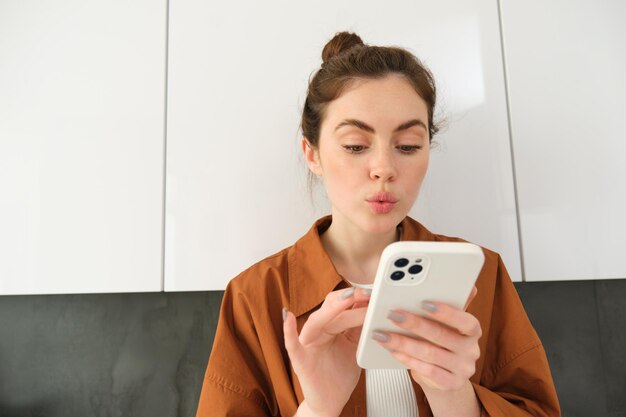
[320,213,401,285]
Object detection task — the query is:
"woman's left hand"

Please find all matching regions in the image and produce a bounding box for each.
[374,286,481,392]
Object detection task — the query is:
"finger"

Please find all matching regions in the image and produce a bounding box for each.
[298,288,364,344]
[323,307,368,336]
[352,287,372,303]
[386,310,466,352]
[376,332,461,372]
[283,308,303,362]
[352,288,372,310]
[352,289,371,310]
[391,351,461,390]
[420,302,482,338]
[463,286,478,311]
[300,306,368,346]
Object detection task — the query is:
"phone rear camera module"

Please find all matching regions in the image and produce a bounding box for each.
[394,258,409,267]
[390,271,405,281]
[408,264,423,275]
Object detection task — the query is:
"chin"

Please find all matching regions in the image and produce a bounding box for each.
[359,212,405,235]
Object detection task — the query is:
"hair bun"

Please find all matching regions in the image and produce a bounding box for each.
[321,32,364,65]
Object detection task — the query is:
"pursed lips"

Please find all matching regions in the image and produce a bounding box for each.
[366,192,398,214]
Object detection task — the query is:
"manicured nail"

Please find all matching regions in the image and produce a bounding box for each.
[341,288,355,299]
[372,331,390,342]
[387,310,406,323]
[282,307,288,321]
[362,288,372,296]
[422,301,438,313]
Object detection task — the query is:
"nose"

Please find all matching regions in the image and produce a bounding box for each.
[369,148,397,182]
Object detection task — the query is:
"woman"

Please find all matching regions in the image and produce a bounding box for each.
[196,32,561,417]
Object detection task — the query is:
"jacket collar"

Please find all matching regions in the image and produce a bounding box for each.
[287,215,436,317]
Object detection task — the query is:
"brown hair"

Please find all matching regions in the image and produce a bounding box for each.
[301,32,439,147]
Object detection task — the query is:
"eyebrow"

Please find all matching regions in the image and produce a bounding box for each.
[334,118,428,134]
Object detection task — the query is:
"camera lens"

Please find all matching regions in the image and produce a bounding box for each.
[390,271,405,281]
[408,264,423,274]
[394,258,409,267]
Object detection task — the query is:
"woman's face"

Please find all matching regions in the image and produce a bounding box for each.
[304,74,430,235]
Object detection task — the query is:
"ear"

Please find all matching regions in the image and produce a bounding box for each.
[301,137,322,176]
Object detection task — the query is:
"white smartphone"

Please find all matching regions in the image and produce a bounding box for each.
[356,241,485,369]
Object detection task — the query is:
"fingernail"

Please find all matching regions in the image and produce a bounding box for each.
[362,288,372,296]
[341,288,355,299]
[422,301,438,313]
[387,310,406,323]
[282,307,288,321]
[372,331,390,342]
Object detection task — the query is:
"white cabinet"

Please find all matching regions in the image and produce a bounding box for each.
[165,0,521,290]
[0,0,167,294]
[501,0,626,281]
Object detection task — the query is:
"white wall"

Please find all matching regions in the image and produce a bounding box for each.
[3,0,623,295]
[501,0,626,281]
[164,0,521,291]
[0,0,166,294]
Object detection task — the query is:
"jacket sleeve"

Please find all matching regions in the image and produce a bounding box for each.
[473,255,561,417]
[196,281,274,417]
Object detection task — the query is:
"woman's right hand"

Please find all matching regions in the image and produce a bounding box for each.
[283,287,371,417]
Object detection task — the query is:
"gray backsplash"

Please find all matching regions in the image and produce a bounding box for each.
[1,280,624,417]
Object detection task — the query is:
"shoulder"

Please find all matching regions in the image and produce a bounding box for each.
[204,252,290,415]
[429,229,506,296]
[232,247,291,283]
[224,246,292,310]
[403,216,502,270]
[403,218,508,315]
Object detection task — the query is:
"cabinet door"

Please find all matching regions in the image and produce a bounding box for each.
[501,0,626,281]
[165,0,521,291]
[0,0,166,294]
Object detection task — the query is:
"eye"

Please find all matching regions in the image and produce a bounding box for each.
[343,145,367,154]
[397,145,422,154]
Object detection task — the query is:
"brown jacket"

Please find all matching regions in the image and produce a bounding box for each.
[196,216,561,416]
